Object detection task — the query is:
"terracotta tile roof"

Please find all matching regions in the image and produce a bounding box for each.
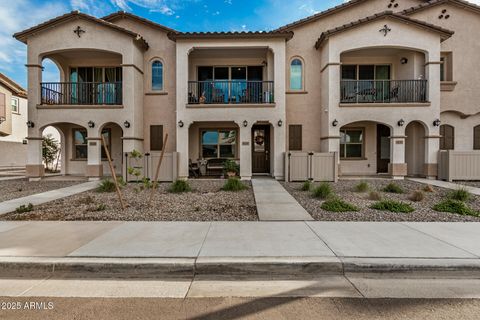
[167,31,294,41]
[13,11,149,50]
[402,0,480,15]
[315,10,454,49]
[102,11,178,34]
[0,73,27,98]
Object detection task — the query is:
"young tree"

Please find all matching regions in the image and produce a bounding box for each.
[42,134,60,171]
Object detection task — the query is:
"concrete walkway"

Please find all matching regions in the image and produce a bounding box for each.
[252,178,313,221]
[0,181,99,215]
[408,178,480,196]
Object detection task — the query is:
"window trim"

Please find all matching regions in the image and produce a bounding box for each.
[150,58,165,92]
[11,97,19,114]
[289,56,305,91]
[199,128,238,159]
[340,127,365,160]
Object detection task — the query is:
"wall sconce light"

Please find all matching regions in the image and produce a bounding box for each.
[178,120,184,128]
[277,120,283,127]
[88,121,95,128]
[400,57,408,65]
[243,120,248,127]
[332,119,338,127]
[433,119,441,127]
[124,121,131,128]
[26,121,35,128]
[262,60,268,66]
[398,119,405,127]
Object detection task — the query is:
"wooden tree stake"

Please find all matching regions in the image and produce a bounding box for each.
[101,135,126,210]
[148,133,169,206]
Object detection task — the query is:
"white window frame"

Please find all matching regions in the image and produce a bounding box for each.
[11,97,19,114]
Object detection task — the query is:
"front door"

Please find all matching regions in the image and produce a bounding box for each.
[377,124,391,173]
[252,125,270,174]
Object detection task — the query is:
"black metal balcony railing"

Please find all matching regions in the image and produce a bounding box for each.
[188,81,274,104]
[340,80,428,104]
[41,82,122,105]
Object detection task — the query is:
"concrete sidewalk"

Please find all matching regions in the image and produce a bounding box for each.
[408,177,480,196]
[0,181,99,215]
[0,221,479,277]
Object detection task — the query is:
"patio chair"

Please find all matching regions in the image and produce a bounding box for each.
[189,159,200,178]
[389,86,399,102]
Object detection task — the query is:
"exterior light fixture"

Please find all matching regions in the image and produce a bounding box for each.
[277,120,283,127]
[88,121,95,128]
[178,120,184,128]
[433,119,441,127]
[124,121,131,128]
[398,119,405,127]
[332,119,338,127]
[26,121,35,128]
[400,57,408,64]
[243,120,248,127]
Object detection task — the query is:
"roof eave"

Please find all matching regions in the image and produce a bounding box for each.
[167,31,294,41]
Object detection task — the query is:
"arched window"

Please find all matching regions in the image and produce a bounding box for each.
[440,124,454,150]
[290,58,303,90]
[474,125,480,150]
[152,60,164,91]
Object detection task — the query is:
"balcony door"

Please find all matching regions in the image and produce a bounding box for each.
[70,67,122,105]
[341,64,390,103]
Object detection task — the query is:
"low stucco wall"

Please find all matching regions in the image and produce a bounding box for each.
[0,141,27,168]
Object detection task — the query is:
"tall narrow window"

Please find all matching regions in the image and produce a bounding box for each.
[289,125,302,151]
[150,125,164,151]
[11,97,19,114]
[100,129,111,159]
[290,59,303,90]
[152,60,164,91]
[440,124,454,150]
[73,129,88,160]
[474,125,480,150]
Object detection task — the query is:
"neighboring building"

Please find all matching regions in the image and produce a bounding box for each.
[12,0,480,180]
[0,73,28,168]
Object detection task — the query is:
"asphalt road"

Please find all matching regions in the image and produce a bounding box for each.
[1,297,480,320]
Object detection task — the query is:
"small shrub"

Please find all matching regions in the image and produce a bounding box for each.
[423,185,434,193]
[94,204,107,211]
[354,181,369,193]
[221,178,247,192]
[312,182,333,199]
[383,182,404,194]
[448,188,471,202]
[371,200,414,213]
[301,180,312,191]
[433,199,479,217]
[368,191,382,201]
[140,177,153,190]
[117,177,127,187]
[321,198,358,212]
[97,179,116,193]
[409,190,425,202]
[169,179,192,193]
[15,203,34,214]
[223,160,240,176]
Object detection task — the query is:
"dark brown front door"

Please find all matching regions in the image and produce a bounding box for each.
[377,124,391,173]
[252,125,270,173]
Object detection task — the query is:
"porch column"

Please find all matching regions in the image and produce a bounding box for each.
[424,134,440,179]
[238,123,252,180]
[26,136,44,181]
[388,134,407,180]
[86,136,103,180]
[177,121,190,180]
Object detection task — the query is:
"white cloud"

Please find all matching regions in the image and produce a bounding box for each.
[70,0,114,17]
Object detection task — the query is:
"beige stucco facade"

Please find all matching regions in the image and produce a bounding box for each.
[13,0,480,180]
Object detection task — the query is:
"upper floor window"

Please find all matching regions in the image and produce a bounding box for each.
[11,97,19,114]
[290,58,303,90]
[152,60,164,91]
[440,52,453,82]
[440,124,455,150]
[474,125,480,150]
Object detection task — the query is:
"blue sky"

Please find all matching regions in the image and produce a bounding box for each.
[1,0,342,87]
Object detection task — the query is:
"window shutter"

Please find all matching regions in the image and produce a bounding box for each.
[150,125,164,151]
[440,125,454,150]
[289,125,302,151]
[474,126,480,150]
[0,93,5,120]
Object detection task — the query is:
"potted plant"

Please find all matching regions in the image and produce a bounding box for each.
[223,159,239,177]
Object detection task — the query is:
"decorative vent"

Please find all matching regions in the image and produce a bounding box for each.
[439,9,450,19]
[387,0,399,9]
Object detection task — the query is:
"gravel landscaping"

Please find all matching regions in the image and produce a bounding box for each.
[455,181,480,188]
[283,179,480,222]
[1,180,258,221]
[0,179,81,202]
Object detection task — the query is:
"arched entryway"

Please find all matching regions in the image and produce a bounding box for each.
[405,121,426,177]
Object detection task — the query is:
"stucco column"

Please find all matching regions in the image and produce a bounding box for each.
[176,121,190,180]
[238,123,252,180]
[388,129,407,179]
[86,137,103,180]
[26,136,44,180]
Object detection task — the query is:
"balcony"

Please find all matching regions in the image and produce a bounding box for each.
[340,80,428,104]
[41,82,122,106]
[188,81,274,105]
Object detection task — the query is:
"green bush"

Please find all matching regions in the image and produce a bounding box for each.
[409,190,425,202]
[221,178,248,192]
[448,188,471,202]
[354,181,369,193]
[321,198,358,212]
[168,179,192,193]
[94,204,107,212]
[433,199,479,217]
[15,203,34,214]
[301,180,312,191]
[368,191,382,201]
[383,182,404,194]
[371,200,414,213]
[312,182,333,199]
[223,159,240,176]
[117,177,127,187]
[97,179,116,193]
